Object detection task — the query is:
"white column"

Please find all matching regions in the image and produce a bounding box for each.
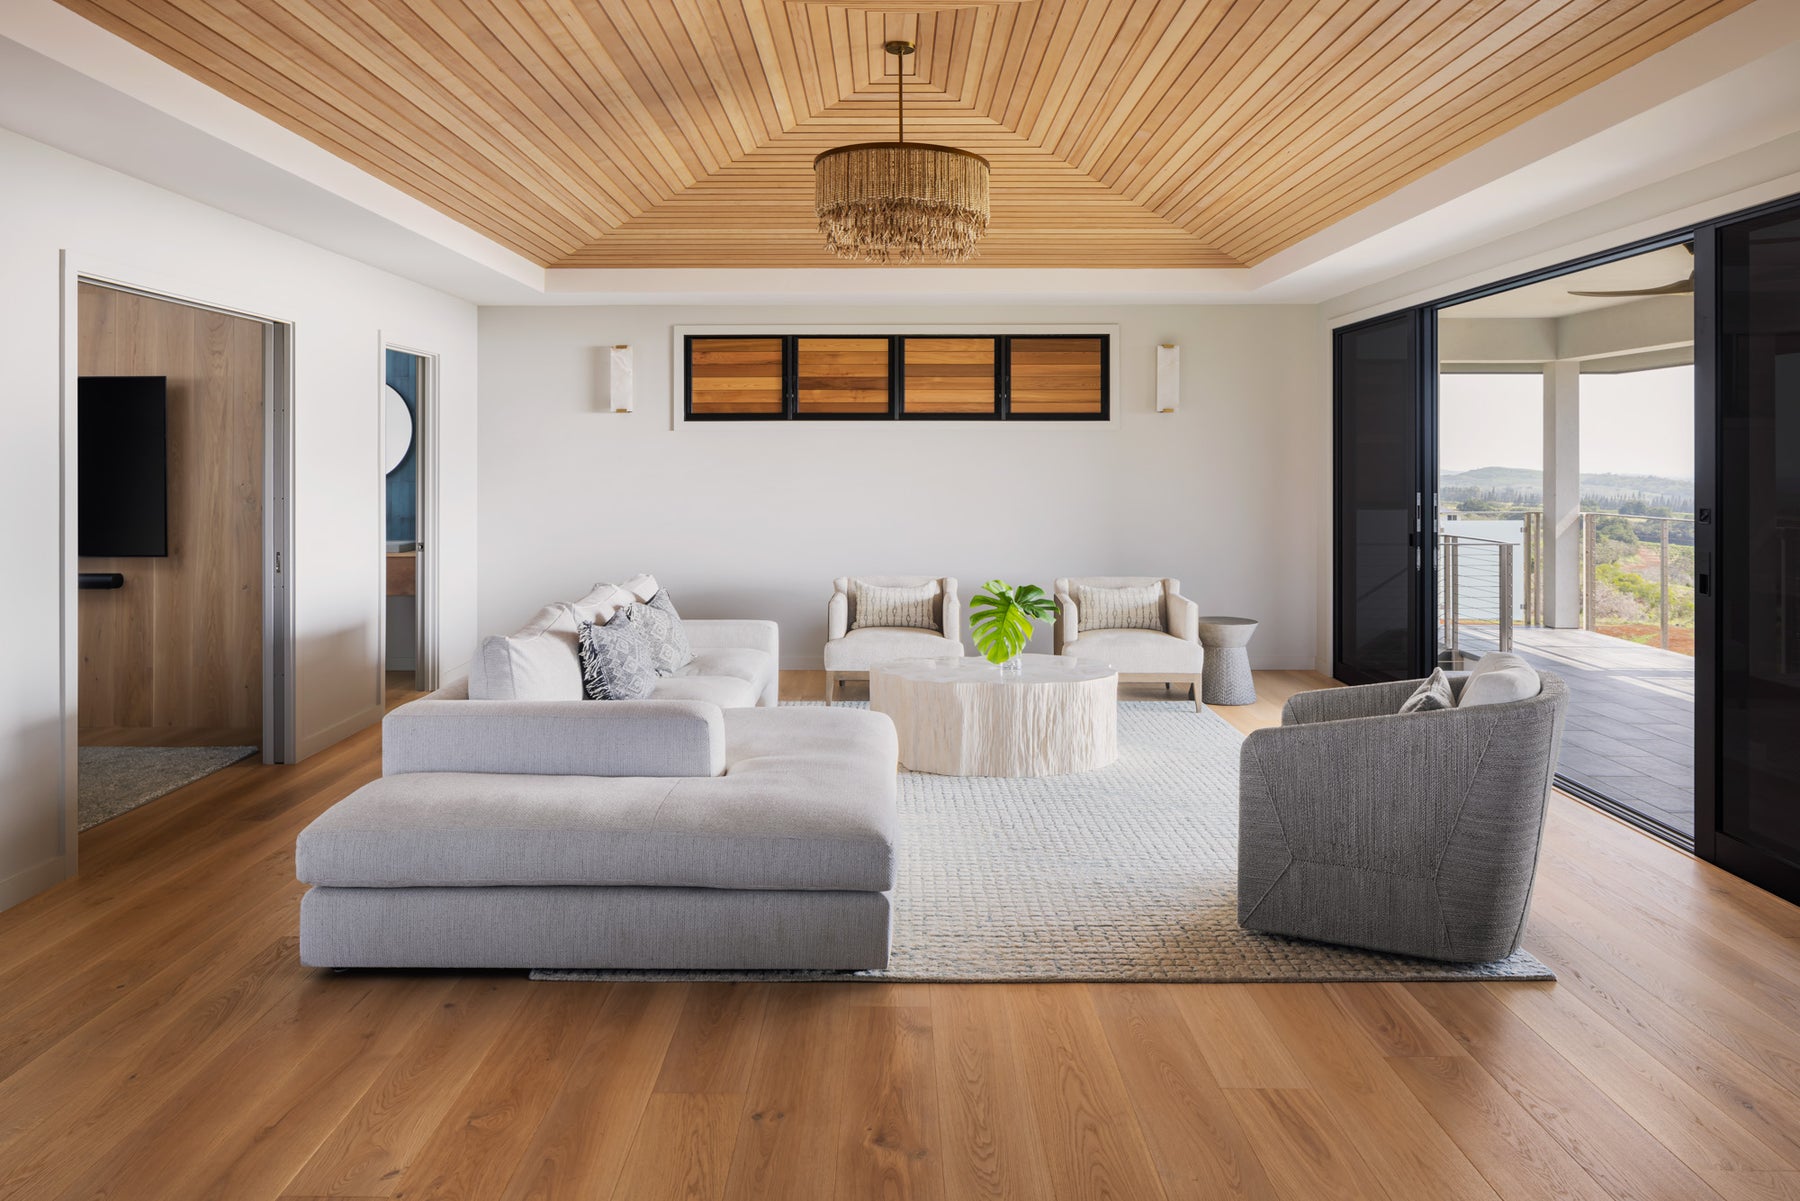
[1542,360,1581,627]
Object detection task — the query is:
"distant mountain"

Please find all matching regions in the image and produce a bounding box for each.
[1440,466,1693,507]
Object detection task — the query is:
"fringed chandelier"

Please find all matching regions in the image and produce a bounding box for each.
[813,40,990,263]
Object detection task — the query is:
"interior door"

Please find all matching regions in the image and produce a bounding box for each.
[1700,199,1800,902]
[1334,311,1435,685]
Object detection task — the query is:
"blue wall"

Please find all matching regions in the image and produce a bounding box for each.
[386,349,418,543]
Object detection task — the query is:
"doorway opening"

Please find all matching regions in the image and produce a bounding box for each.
[1436,243,1696,843]
[382,345,434,703]
[72,280,294,838]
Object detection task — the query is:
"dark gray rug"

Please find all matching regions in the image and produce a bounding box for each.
[535,702,1552,984]
[78,745,258,831]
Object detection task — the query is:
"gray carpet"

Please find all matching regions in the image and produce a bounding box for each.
[535,702,1553,984]
[78,745,258,831]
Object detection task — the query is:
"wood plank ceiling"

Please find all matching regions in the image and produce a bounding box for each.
[57,0,1753,269]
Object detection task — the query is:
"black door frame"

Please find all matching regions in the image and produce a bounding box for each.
[1333,189,1800,879]
[1331,309,1438,685]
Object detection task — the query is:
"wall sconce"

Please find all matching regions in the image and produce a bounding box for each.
[1156,343,1179,413]
[609,345,633,413]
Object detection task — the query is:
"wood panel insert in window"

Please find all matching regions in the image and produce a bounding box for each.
[902,338,997,416]
[688,337,784,417]
[797,337,890,416]
[1009,336,1106,416]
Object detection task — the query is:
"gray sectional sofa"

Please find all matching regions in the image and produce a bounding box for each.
[296,583,900,970]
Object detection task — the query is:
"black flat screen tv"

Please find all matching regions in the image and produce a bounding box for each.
[78,376,169,558]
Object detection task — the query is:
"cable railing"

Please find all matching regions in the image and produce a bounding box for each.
[1438,533,1514,666]
[1440,508,1691,653]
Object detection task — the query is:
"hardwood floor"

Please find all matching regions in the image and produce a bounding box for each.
[3,670,1798,1200]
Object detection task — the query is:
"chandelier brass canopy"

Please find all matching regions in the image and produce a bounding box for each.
[813,40,991,264]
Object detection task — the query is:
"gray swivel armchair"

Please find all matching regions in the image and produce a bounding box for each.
[1237,671,1568,963]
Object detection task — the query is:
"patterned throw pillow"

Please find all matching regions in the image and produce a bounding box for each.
[630,589,693,676]
[852,581,941,631]
[1398,668,1456,714]
[576,611,657,700]
[1074,583,1165,632]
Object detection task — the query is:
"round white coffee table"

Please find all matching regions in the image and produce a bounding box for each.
[869,655,1118,777]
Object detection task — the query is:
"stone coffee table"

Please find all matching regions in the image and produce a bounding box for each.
[869,655,1118,777]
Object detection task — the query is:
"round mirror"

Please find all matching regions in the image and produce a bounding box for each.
[383,384,414,475]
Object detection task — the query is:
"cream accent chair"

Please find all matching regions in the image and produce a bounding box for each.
[824,576,962,704]
[1054,576,1204,710]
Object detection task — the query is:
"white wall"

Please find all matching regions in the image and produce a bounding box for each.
[0,126,479,910]
[477,303,1324,673]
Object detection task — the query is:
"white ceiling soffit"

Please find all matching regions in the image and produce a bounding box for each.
[2,0,1798,307]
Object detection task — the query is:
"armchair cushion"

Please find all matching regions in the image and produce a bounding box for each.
[1060,628,1202,674]
[1459,651,1540,708]
[852,580,942,632]
[824,627,962,672]
[1398,669,1455,713]
[1073,581,1165,632]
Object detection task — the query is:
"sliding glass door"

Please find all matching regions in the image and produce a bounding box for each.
[1699,198,1800,902]
[1334,312,1435,684]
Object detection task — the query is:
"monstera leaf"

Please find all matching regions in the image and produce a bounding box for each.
[969,579,1058,665]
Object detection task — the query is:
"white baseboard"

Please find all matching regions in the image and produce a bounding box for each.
[297,702,384,761]
[0,854,73,914]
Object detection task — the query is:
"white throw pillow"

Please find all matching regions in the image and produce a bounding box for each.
[468,603,584,700]
[852,580,940,631]
[1075,582,1164,632]
[622,573,660,603]
[1457,651,1541,708]
[571,582,633,626]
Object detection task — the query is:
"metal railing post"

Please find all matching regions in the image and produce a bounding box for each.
[1584,513,1598,632]
[1660,517,1671,650]
[1499,543,1514,651]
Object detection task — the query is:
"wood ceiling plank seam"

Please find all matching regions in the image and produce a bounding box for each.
[735,0,801,131]
[1108,0,1348,204]
[1197,0,1641,247]
[474,0,689,205]
[1180,0,1574,243]
[995,0,1073,133]
[775,0,828,116]
[1035,0,1168,162]
[1136,0,1408,219]
[1084,0,1267,182]
[710,0,787,138]
[1015,0,1135,151]
[949,5,992,104]
[324,0,649,224]
[980,0,1045,125]
[970,1,1020,114]
[661,0,768,155]
[589,0,731,174]
[1228,0,1745,261]
[532,0,709,189]
[1208,0,1698,255]
[602,0,740,169]
[1158,0,1451,231]
[928,11,955,95]
[62,0,575,261]
[821,4,853,108]
[196,0,610,236]
[1061,0,1228,175]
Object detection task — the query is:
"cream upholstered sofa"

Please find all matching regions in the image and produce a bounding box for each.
[469,576,778,709]
[1053,576,1203,710]
[824,575,962,704]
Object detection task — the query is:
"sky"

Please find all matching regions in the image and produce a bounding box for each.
[1438,365,1695,478]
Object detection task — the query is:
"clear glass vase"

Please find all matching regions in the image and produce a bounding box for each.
[999,654,1024,674]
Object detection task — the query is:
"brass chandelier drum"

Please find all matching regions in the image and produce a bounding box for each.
[813,40,991,263]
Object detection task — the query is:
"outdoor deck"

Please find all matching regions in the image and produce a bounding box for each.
[1457,623,1695,837]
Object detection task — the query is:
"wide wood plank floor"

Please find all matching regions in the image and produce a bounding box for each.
[3,670,1798,1200]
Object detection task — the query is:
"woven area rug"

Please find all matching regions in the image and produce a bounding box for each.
[78,745,257,831]
[535,702,1551,984]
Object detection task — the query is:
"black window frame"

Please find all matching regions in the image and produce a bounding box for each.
[682,332,1110,422]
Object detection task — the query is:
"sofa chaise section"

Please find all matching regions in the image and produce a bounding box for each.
[297,701,899,970]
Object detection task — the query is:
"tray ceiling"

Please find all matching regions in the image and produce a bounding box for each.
[55,0,1752,269]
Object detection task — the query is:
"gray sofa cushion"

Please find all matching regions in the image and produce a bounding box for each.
[468,603,583,701]
[382,684,726,778]
[297,706,899,892]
